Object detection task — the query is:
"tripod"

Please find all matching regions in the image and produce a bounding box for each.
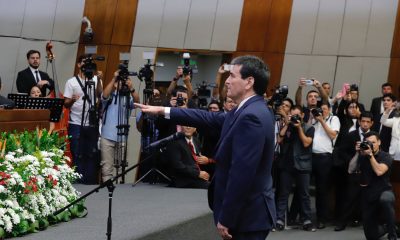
[74,73,99,184]
[112,79,131,184]
[134,76,171,185]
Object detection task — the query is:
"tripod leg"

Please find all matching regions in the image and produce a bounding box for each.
[133,169,155,186]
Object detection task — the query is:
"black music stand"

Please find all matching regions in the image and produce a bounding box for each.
[7,95,64,122]
[7,94,29,109]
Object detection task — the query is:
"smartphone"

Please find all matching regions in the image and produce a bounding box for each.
[341,83,350,96]
[223,64,232,71]
[305,79,314,86]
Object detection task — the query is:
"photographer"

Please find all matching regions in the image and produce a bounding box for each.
[295,78,329,123]
[349,131,397,240]
[167,66,193,98]
[275,105,315,231]
[64,54,103,184]
[311,102,340,229]
[334,111,373,231]
[100,70,139,182]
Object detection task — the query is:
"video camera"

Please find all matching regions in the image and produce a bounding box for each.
[81,46,105,80]
[268,85,288,110]
[196,81,217,109]
[118,53,137,82]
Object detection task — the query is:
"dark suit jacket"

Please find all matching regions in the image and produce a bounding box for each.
[170,95,276,233]
[370,97,382,129]
[16,68,53,96]
[338,129,361,168]
[165,137,208,188]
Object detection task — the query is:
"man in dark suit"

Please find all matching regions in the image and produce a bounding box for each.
[16,49,54,96]
[166,125,209,189]
[335,111,374,231]
[371,83,393,131]
[136,55,276,240]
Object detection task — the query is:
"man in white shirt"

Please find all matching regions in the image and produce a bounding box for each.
[64,54,102,184]
[311,102,340,229]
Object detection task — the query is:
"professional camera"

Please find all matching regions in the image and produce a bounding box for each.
[182,53,192,76]
[118,62,137,81]
[290,114,301,124]
[360,140,373,151]
[176,93,185,107]
[268,85,289,109]
[311,108,323,117]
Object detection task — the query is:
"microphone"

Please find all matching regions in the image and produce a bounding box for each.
[145,132,185,150]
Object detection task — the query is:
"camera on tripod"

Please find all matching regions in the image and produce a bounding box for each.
[81,46,105,80]
[196,81,217,109]
[118,53,137,83]
[182,53,192,77]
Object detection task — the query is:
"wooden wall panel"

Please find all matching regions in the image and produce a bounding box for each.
[81,0,117,45]
[111,0,138,45]
[388,58,400,97]
[391,0,400,57]
[264,0,293,53]
[236,0,273,51]
[263,53,284,95]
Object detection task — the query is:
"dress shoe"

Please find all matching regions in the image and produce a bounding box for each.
[275,220,285,231]
[303,223,316,232]
[334,224,346,231]
[317,222,326,229]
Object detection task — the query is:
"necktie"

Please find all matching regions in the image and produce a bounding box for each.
[188,140,200,169]
[34,70,40,83]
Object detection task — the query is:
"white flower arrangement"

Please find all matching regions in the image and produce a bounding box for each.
[0,130,85,238]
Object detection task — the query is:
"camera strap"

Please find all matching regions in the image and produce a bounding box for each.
[102,96,113,125]
[75,75,93,107]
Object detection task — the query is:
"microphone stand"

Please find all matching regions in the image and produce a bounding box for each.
[53,147,164,240]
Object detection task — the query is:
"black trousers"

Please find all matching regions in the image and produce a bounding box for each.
[362,190,397,240]
[312,153,333,223]
[337,173,362,225]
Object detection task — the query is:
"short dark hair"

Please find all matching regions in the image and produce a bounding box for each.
[364,131,380,141]
[383,93,397,102]
[291,105,303,114]
[230,55,270,96]
[208,100,221,110]
[26,50,40,59]
[382,82,393,89]
[306,90,319,98]
[320,101,331,108]
[360,111,373,121]
[171,85,188,97]
[283,98,294,108]
[322,82,330,87]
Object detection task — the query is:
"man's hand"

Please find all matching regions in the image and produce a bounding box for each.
[218,64,226,74]
[217,222,232,240]
[313,79,321,88]
[37,80,49,88]
[299,78,306,87]
[134,103,165,115]
[315,114,323,122]
[198,171,210,181]
[175,68,183,79]
[196,155,209,165]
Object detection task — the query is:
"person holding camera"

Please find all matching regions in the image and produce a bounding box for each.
[295,78,328,124]
[348,131,397,240]
[334,111,374,231]
[166,66,193,98]
[310,102,340,229]
[275,105,315,232]
[100,70,139,182]
[64,54,103,184]
[381,100,400,159]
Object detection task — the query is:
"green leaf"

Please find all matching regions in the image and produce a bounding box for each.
[38,218,49,230]
[29,220,39,233]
